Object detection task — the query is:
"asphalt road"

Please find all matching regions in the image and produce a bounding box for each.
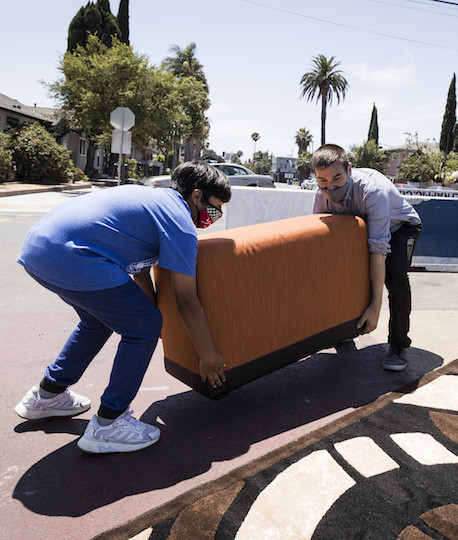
[2,186,457,540]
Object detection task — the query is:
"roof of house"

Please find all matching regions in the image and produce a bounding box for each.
[384,141,440,153]
[0,93,59,125]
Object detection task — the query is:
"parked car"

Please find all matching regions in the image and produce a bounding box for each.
[142,175,172,188]
[210,163,276,188]
[144,163,276,189]
[301,177,318,190]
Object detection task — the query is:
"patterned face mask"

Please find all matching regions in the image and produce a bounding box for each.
[197,204,223,228]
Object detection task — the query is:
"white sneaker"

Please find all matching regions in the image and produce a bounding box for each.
[15,386,91,420]
[77,410,160,454]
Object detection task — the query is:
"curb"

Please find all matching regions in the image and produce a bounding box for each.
[0,182,93,198]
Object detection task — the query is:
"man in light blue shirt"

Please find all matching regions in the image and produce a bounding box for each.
[312,144,422,371]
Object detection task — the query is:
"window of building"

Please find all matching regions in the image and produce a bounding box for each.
[79,138,86,156]
[7,116,19,128]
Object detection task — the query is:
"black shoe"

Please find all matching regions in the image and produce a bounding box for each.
[383,345,408,371]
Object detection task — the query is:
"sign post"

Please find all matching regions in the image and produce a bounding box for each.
[110,107,135,185]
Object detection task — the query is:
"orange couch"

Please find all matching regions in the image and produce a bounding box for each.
[155,214,370,398]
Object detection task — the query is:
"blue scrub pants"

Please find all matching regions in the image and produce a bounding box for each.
[26,271,162,418]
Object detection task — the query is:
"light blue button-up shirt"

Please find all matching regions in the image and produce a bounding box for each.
[313,168,421,255]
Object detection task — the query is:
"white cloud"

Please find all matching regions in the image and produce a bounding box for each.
[347,62,416,88]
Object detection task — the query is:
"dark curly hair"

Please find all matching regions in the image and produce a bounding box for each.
[170,161,231,203]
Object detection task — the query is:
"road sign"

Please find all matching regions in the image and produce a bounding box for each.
[111,129,132,154]
[110,108,135,184]
[110,107,135,131]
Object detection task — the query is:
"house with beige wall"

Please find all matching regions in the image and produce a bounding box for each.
[383,141,440,179]
[0,92,91,172]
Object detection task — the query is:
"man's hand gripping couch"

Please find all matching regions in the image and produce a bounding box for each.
[155,214,370,398]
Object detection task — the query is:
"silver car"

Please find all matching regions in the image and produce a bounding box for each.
[301,177,318,190]
[144,162,276,189]
[211,163,276,188]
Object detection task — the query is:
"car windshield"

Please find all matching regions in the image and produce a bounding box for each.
[222,166,248,176]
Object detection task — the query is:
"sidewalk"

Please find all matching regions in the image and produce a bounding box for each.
[0,181,93,197]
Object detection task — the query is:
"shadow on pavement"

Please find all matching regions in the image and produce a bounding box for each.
[13,343,442,517]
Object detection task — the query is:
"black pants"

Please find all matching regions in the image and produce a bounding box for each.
[385,222,422,349]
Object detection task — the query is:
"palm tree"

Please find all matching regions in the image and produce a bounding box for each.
[163,42,207,87]
[162,42,209,162]
[295,128,313,154]
[251,132,260,160]
[300,55,349,146]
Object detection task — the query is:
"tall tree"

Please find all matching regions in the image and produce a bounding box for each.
[117,0,129,45]
[296,152,313,180]
[367,103,379,145]
[67,1,121,52]
[176,76,210,162]
[300,55,348,146]
[162,42,209,161]
[162,42,207,87]
[440,73,456,156]
[252,150,272,174]
[295,127,313,154]
[50,35,152,174]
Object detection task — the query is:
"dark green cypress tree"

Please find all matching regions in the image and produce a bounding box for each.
[117,0,129,45]
[367,103,379,145]
[97,0,111,12]
[440,73,456,156]
[67,6,87,52]
[67,0,121,52]
[83,2,103,37]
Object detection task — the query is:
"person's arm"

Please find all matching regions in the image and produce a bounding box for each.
[170,270,226,388]
[133,269,157,304]
[357,252,385,334]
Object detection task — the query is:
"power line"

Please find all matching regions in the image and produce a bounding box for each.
[405,0,458,8]
[370,0,458,17]
[242,0,458,51]
[422,0,458,6]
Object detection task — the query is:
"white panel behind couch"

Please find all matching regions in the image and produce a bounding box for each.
[225,186,316,229]
[225,185,458,271]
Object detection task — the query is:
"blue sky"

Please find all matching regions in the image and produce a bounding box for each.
[2,0,457,159]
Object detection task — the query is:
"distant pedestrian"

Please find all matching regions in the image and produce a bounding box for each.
[312,144,422,371]
[15,161,230,453]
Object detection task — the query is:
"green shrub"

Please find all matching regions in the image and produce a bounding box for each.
[0,132,14,181]
[125,157,139,179]
[71,167,87,183]
[396,150,443,184]
[13,123,74,184]
[348,140,387,174]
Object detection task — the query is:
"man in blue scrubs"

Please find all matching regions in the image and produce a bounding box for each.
[15,161,231,454]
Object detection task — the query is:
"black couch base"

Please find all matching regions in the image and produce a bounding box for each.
[164,318,362,399]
